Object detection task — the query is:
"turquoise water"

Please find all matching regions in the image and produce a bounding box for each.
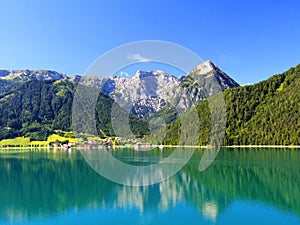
[0,147,299,225]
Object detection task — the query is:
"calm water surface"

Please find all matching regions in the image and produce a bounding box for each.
[0,147,299,225]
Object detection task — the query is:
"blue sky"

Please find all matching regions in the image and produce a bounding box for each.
[0,0,300,84]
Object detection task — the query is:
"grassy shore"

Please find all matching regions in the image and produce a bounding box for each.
[1,134,300,150]
[1,141,300,150]
[0,135,78,148]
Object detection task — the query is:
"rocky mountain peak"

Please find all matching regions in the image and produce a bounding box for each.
[194,60,218,74]
[0,70,68,81]
[190,60,239,90]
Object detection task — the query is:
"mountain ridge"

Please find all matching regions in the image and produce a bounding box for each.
[0,60,240,141]
[0,69,68,81]
[0,61,238,119]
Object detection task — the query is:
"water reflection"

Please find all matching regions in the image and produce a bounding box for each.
[0,148,299,224]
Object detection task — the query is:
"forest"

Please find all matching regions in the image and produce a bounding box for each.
[161,63,300,145]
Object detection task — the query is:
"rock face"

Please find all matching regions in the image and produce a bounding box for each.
[77,60,239,118]
[194,60,239,89]
[179,60,239,109]
[110,70,181,117]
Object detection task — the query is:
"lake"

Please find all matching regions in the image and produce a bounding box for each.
[0,147,299,225]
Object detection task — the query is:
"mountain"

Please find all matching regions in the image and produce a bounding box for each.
[77,60,239,118]
[0,61,239,141]
[181,60,239,94]
[77,70,180,118]
[159,63,300,145]
[0,62,238,120]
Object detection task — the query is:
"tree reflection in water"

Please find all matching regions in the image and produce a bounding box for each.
[0,147,299,223]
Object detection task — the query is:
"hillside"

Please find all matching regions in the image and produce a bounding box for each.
[0,80,74,140]
[0,80,148,140]
[161,64,300,145]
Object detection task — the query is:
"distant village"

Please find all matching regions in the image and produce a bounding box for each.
[47,137,163,151]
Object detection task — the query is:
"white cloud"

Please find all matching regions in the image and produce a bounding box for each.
[120,71,129,77]
[128,53,151,62]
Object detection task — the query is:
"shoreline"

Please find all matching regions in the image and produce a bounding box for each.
[1,145,300,150]
[222,145,300,148]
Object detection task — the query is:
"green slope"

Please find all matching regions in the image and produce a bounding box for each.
[161,64,300,145]
[0,80,74,140]
[0,80,149,141]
